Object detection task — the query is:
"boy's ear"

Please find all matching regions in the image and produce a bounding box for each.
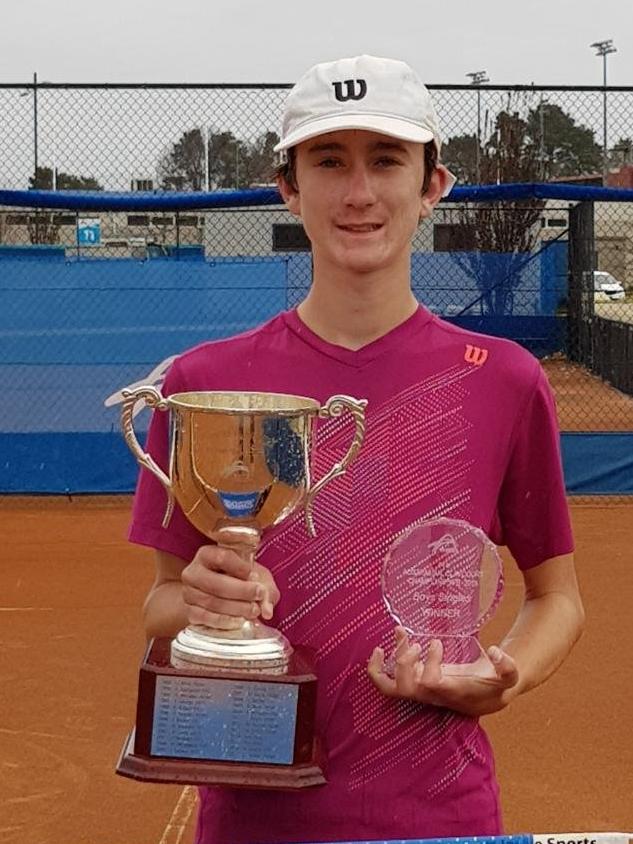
[419,164,451,221]
[277,174,301,218]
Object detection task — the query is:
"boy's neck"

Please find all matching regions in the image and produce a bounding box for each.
[297,263,419,351]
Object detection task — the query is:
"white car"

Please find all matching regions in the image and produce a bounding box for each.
[593,270,626,301]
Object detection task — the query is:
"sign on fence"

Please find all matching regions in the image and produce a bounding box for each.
[77,217,101,246]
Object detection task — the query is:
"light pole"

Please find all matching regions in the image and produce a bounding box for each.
[19,71,39,187]
[590,39,617,182]
[203,125,210,192]
[20,73,60,190]
[466,70,489,185]
[538,95,547,180]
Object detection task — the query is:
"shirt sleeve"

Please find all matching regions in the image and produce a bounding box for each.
[496,366,574,570]
[127,357,209,562]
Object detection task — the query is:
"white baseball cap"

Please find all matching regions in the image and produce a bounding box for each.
[275,54,456,196]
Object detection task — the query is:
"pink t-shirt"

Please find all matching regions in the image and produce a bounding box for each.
[129,307,573,844]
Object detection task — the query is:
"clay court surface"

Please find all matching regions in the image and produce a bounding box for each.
[542,357,633,431]
[1,494,632,844]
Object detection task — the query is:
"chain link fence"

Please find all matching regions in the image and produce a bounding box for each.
[0,82,632,495]
[1,82,633,191]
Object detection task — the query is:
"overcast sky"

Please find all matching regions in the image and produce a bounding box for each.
[1,0,632,87]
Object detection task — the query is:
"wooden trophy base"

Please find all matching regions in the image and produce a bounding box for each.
[116,637,326,790]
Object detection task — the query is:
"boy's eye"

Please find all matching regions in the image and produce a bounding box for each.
[317,158,342,168]
[375,157,400,167]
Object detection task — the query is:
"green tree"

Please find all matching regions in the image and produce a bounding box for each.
[525,102,602,179]
[158,128,280,191]
[444,101,602,184]
[158,128,247,190]
[29,166,103,191]
[240,131,280,186]
[208,130,249,189]
[157,128,206,191]
[441,134,481,185]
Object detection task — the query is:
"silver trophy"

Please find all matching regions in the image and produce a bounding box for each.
[121,388,368,673]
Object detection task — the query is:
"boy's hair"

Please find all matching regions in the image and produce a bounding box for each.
[275,142,438,196]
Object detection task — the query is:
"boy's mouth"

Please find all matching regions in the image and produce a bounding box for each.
[337,223,383,233]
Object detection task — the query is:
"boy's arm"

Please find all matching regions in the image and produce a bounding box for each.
[142,550,190,641]
[496,552,585,696]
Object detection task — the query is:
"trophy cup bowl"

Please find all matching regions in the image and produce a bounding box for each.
[116,386,367,788]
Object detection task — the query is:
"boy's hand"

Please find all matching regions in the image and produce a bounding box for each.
[367,626,520,717]
[181,544,280,631]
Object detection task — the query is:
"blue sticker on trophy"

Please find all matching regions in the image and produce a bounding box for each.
[218,490,262,517]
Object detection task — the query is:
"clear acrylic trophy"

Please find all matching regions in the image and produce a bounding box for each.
[382,518,504,678]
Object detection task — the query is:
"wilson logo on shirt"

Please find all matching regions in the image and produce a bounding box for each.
[464,344,489,366]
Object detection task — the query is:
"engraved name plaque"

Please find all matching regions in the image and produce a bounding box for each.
[151,676,299,764]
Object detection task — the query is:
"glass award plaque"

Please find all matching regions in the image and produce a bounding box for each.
[382,518,504,677]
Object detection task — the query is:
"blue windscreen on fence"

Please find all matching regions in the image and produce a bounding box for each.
[0,244,625,495]
[2,431,630,495]
[1,249,566,435]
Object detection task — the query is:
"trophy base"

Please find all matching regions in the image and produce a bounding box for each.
[117,730,326,789]
[116,638,325,790]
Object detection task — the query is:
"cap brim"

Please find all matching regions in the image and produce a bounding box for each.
[274,113,434,152]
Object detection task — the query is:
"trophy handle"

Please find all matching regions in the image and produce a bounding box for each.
[304,395,368,537]
[120,386,176,528]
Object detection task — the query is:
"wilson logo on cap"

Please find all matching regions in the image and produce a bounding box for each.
[332,79,367,102]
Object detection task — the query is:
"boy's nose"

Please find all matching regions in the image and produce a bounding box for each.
[343,165,377,207]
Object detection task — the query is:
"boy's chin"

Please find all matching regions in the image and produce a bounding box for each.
[333,249,390,275]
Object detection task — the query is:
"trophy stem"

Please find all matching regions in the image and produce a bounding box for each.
[216,523,260,575]
[170,524,292,672]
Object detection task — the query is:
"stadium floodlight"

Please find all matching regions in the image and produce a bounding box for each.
[466,71,489,185]
[466,71,489,86]
[591,40,617,181]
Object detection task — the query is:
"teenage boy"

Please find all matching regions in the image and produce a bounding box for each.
[130,55,584,843]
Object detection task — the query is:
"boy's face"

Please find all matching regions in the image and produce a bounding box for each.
[278,129,447,277]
